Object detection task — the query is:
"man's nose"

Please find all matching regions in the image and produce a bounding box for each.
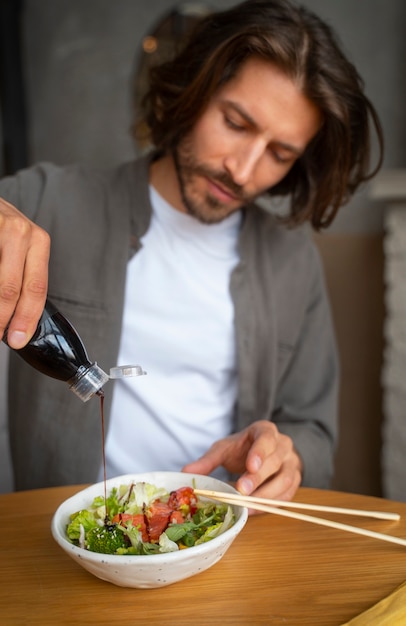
[224,139,266,186]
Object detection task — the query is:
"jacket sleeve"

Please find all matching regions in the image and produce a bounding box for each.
[0,163,53,220]
[272,242,339,489]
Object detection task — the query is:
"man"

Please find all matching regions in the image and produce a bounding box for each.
[0,0,383,499]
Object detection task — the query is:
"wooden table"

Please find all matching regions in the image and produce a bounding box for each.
[1,485,406,625]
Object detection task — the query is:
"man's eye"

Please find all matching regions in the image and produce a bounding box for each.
[271,149,295,164]
[225,116,244,131]
[272,151,287,163]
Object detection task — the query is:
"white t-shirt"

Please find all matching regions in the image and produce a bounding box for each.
[100,186,241,481]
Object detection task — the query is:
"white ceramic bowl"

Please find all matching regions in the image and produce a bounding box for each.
[51,471,248,588]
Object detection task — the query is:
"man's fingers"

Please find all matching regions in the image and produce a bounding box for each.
[236,424,302,497]
[0,201,50,347]
[182,444,225,476]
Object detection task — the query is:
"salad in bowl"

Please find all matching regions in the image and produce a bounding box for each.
[66,480,236,556]
[51,471,248,588]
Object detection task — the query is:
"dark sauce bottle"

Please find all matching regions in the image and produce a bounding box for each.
[3,299,109,402]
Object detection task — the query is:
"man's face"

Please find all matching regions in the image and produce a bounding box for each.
[173,56,323,224]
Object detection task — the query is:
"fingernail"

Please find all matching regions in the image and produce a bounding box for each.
[239,478,253,495]
[7,330,28,349]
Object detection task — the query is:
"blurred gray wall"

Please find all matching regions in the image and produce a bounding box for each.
[1,0,405,492]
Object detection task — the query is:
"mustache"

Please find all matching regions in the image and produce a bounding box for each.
[173,143,252,206]
[189,162,247,202]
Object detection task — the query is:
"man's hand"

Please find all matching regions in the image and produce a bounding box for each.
[182,420,303,511]
[0,198,50,348]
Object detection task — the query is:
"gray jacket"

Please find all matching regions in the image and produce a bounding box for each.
[1,155,338,490]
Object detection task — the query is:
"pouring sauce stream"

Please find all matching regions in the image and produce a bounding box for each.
[97,389,108,510]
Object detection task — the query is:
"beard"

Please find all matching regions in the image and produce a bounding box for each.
[172,138,249,225]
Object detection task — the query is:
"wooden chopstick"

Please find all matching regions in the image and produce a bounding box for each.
[194,489,400,521]
[195,489,406,548]
[197,492,406,548]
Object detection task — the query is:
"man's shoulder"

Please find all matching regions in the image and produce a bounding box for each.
[247,203,316,257]
[5,156,146,186]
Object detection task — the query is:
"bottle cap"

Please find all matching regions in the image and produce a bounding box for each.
[69,362,110,402]
[109,364,147,379]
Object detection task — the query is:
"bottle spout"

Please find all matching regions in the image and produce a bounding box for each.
[69,362,110,402]
[69,363,147,402]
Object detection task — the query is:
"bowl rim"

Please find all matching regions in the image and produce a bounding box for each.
[51,471,248,564]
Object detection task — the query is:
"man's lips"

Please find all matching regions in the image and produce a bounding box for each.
[206,176,241,203]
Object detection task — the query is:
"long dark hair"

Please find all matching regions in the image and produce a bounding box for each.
[135,0,384,230]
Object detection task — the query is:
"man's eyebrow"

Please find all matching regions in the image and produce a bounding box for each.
[224,100,304,157]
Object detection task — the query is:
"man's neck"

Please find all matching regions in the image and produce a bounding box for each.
[149,153,185,213]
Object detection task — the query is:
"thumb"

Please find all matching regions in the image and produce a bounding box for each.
[182,447,223,475]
